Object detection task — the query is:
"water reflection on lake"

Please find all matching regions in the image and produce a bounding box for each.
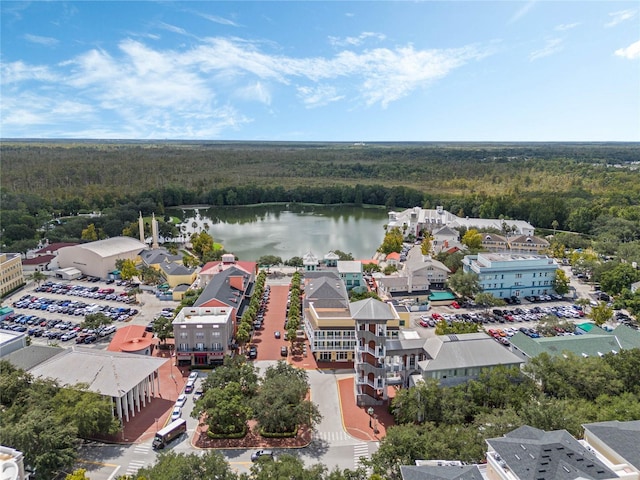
[169,204,388,261]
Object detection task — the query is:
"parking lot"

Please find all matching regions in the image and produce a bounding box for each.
[1,278,178,349]
[409,297,593,346]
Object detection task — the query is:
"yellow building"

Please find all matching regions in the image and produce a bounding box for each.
[0,253,24,297]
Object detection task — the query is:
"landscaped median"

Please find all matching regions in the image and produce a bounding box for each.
[191,356,319,449]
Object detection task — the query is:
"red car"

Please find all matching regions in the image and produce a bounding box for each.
[419,319,430,327]
[431,312,442,319]
[451,301,460,309]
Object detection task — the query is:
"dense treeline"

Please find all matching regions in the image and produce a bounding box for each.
[1,141,639,254]
[367,349,640,479]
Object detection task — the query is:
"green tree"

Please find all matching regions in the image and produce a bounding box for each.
[474,292,505,311]
[135,451,237,480]
[285,256,304,268]
[198,381,252,434]
[362,262,381,274]
[66,469,91,480]
[28,270,47,285]
[333,250,354,261]
[600,262,640,295]
[257,255,283,267]
[553,268,570,295]
[461,228,482,250]
[81,312,112,330]
[378,227,404,255]
[153,316,174,344]
[253,361,322,434]
[116,258,138,280]
[434,320,479,335]
[590,301,613,327]
[421,232,433,256]
[446,270,480,298]
[81,223,100,241]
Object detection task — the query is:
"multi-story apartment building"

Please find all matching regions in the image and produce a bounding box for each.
[173,306,234,367]
[337,260,364,290]
[303,273,357,362]
[462,252,559,300]
[0,253,24,296]
[387,206,535,238]
[352,297,402,405]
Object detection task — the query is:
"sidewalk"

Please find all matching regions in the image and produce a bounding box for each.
[336,376,395,442]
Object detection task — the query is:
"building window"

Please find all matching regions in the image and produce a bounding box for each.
[515,273,522,279]
[179,332,188,339]
[195,332,205,339]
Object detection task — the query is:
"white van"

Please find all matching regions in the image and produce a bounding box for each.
[99,325,117,337]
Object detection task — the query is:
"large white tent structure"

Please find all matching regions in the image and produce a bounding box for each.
[56,236,146,279]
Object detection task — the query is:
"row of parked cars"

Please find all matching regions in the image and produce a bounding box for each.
[35,281,135,303]
[0,313,117,343]
[420,304,585,328]
[13,294,138,321]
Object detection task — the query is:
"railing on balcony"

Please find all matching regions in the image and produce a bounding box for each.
[356,377,384,389]
[356,344,385,358]
[176,346,225,353]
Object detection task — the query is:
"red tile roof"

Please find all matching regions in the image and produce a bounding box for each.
[22,254,55,265]
[34,242,78,254]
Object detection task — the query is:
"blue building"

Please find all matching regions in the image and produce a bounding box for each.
[462,252,559,300]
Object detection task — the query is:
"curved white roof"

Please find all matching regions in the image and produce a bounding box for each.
[74,237,146,258]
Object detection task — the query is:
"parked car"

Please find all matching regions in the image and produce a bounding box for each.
[251,450,274,462]
[248,346,258,359]
[170,406,181,422]
[280,346,288,357]
[175,394,187,408]
[274,331,281,339]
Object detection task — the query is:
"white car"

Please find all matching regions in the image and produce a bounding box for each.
[175,394,187,408]
[171,406,181,422]
[188,371,198,382]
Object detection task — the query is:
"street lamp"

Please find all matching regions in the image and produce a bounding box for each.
[367,407,374,428]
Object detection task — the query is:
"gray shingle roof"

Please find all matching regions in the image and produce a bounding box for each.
[419,334,523,372]
[400,465,483,480]
[349,298,397,321]
[487,425,617,480]
[304,275,349,309]
[508,327,637,359]
[3,345,64,371]
[28,347,167,398]
[194,266,251,308]
[583,420,640,471]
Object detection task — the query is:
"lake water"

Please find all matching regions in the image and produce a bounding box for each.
[168,204,389,261]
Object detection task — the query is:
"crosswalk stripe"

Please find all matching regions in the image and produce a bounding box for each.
[354,443,371,471]
[312,431,352,442]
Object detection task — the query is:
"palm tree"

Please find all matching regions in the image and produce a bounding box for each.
[29,270,47,286]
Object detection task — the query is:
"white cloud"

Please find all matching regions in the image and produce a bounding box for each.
[530,38,563,61]
[555,23,579,32]
[197,12,240,27]
[1,35,491,137]
[605,9,637,28]
[157,22,192,37]
[1,61,58,84]
[23,34,59,46]
[328,32,386,48]
[508,1,536,24]
[615,40,640,60]
[235,81,272,105]
[297,85,344,108]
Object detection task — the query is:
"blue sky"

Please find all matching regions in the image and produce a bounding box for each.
[1,1,639,141]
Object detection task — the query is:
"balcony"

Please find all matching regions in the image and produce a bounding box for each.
[176,346,225,353]
[356,377,384,390]
[386,373,403,385]
[357,344,385,359]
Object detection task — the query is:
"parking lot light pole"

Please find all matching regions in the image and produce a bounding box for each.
[367,407,374,428]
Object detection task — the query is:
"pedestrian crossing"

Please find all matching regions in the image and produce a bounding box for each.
[133,444,151,455]
[125,459,146,477]
[312,430,353,442]
[354,443,371,471]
